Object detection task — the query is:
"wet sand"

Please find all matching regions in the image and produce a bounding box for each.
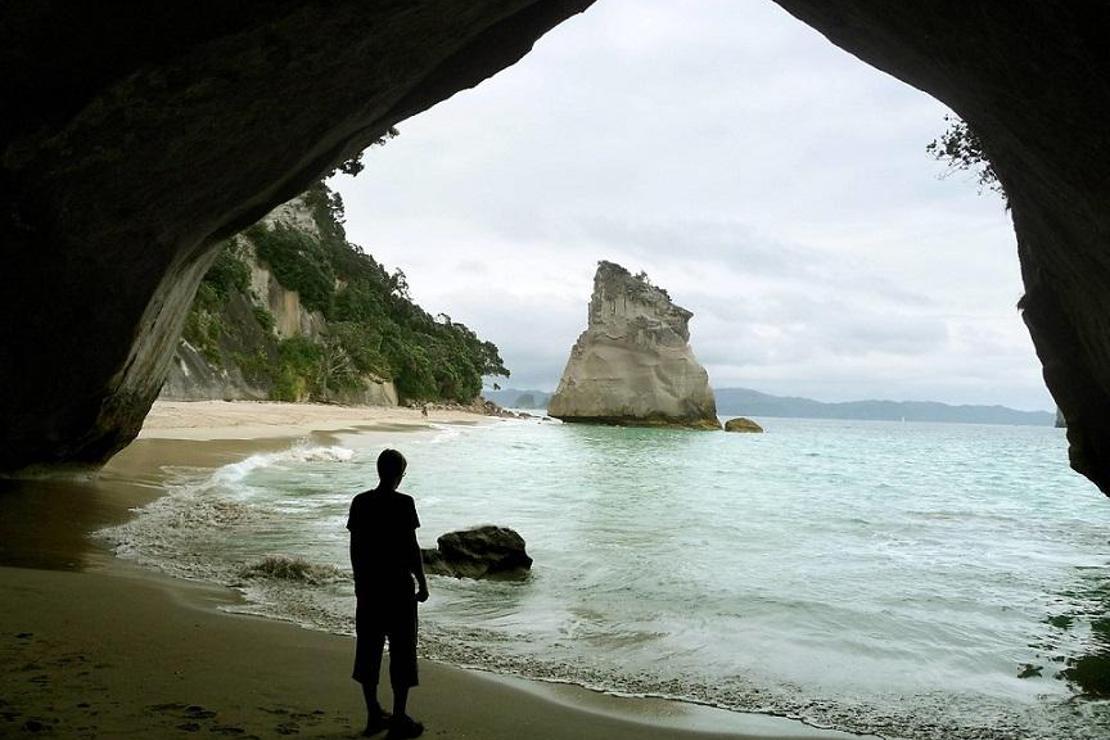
[0,401,870,739]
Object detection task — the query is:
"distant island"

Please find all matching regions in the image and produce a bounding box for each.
[484,387,1056,427]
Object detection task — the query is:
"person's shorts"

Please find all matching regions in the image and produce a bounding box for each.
[353,597,418,689]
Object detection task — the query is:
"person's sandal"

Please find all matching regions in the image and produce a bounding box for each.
[385,714,424,739]
[362,709,392,737]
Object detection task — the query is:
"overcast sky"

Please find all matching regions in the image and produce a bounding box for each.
[332,0,1052,411]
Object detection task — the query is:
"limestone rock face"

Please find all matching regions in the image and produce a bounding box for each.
[327,378,399,408]
[248,197,327,342]
[160,338,268,403]
[548,262,720,430]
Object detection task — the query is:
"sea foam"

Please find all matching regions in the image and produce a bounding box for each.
[239,555,344,586]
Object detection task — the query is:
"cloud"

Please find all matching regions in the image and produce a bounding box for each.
[332,0,1050,410]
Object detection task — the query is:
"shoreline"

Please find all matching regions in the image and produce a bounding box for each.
[0,400,870,739]
[138,399,499,441]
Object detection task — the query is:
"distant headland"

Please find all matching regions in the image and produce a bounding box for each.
[486,386,1056,427]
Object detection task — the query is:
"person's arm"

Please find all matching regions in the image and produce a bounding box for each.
[350,530,366,590]
[347,501,359,584]
[409,528,428,602]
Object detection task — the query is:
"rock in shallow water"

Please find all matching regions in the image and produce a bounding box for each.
[422,526,532,580]
[724,417,763,433]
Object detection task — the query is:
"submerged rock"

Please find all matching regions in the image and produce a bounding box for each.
[548,261,720,430]
[422,526,532,580]
[724,417,764,433]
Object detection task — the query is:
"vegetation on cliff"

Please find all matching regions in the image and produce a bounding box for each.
[181,180,507,404]
[928,114,1006,202]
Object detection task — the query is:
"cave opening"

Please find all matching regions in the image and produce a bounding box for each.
[3,0,1110,734]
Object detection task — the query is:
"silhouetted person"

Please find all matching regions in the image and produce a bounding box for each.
[348,448,429,738]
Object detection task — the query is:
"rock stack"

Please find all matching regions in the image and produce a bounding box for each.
[548,261,720,430]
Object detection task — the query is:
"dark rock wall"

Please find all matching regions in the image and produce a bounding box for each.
[0,1,593,472]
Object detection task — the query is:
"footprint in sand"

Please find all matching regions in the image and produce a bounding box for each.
[22,717,58,733]
[183,705,217,720]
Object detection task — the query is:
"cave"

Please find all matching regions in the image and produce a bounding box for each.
[3,1,1110,493]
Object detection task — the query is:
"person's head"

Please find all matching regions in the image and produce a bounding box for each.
[377,448,407,491]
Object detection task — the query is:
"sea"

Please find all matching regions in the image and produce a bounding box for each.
[97,417,1110,739]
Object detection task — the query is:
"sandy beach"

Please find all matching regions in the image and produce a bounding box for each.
[0,400,867,739]
[139,400,493,441]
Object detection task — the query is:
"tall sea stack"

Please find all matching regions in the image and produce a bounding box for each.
[549,261,720,430]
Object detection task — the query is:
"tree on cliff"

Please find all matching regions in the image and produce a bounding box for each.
[328,127,399,178]
[184,179,508,405]
[927,114,1007,203]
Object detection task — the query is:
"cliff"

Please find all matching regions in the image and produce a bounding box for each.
[548,262,720,430]
[162,194,347,403]
[161,182,504,406]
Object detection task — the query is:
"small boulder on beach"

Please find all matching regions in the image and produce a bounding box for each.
[422,526,532,580]
[724,417,763,433]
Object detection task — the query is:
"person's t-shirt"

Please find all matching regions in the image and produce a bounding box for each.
[347,488,420,600]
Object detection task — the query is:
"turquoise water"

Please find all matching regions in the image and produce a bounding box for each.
[100,418,1110,739]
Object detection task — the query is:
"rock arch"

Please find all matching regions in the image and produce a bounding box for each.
[3,1,1110,493]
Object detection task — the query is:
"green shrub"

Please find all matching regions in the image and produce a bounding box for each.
[181,239,254,369]
[270,337,323,402]
[247,223,335,314]
[329,321,392,379]
[182,305,223,365]
[252,305,276,335]
[204,239,251,298]
[233,349,274,386]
